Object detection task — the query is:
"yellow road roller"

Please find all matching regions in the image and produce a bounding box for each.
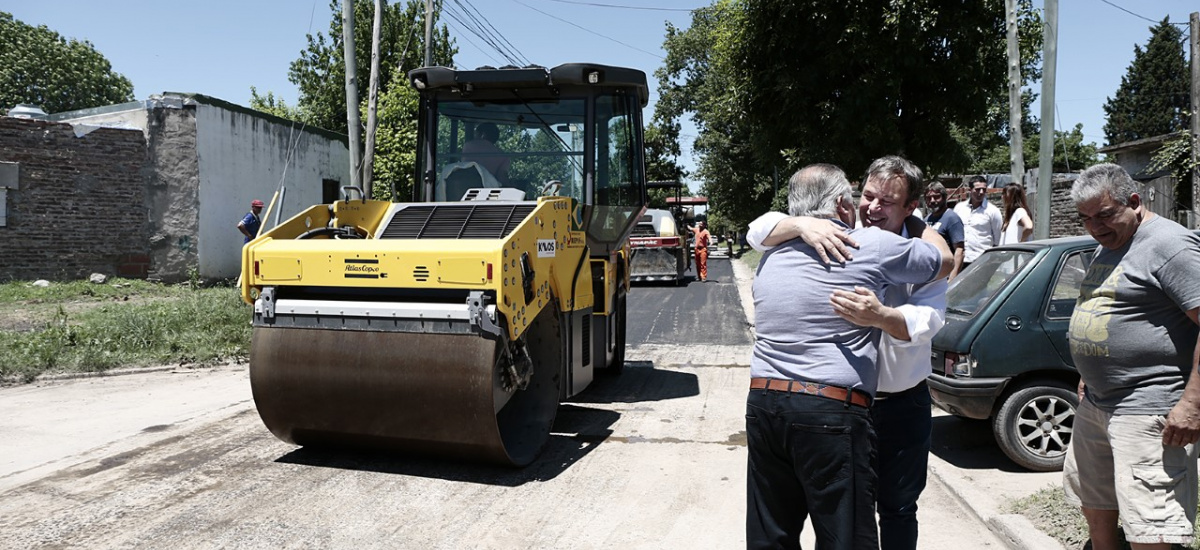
[239,63,647,466]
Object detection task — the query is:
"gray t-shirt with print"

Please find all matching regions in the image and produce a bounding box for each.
[751,224,942,397]
[1069,216,1200,414]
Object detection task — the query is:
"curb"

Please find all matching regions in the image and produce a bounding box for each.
[9,361,247,386]
[927,456,1066,550]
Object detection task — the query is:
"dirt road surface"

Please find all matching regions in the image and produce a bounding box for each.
[0,259,1012,549]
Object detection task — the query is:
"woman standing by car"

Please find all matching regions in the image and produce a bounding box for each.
[1000,182,1034,244]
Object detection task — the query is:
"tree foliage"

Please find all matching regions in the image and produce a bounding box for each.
[1148,130,1198,193]
[248,86,303,121]
[284,0,455,135]
[954,0,1049,173]
[656,1,775,226]
[966,123,1098,174]
[657,0,1020,228]
[252,1,456,200]
[1103,17,1190,144]
[0,11,134,113]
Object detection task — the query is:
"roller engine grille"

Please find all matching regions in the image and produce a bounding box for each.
[380,204,536,239]
[630,223,658,237]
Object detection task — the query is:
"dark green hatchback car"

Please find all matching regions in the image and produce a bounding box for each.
[928,235,1097,472]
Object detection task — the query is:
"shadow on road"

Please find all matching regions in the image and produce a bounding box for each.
[270,364,700,485]
[570,361,701,404]
[929,414,1028,473]
[274,404,620,486]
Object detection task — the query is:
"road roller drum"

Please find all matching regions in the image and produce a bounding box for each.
[250,304,562,466]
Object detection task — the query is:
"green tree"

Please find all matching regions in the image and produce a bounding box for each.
[370,69,420,200]
[954,0,1049,174]
[736,0,1010,175]
[248,86,304,121]
[656,1,775,228]
[1103,17,1190,144]
[284,0,455,136]
[657,0,1019,228]
[644,116,689,209]
[252,1,456,200]
[0,12,134,113]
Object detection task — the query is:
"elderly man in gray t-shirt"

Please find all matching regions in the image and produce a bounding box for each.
[1063,164,1200,550]
[746,164,952,550]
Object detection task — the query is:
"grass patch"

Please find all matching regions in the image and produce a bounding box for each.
[0,278,251,383]
[1010,484,1200,549]
[740,248,763,270]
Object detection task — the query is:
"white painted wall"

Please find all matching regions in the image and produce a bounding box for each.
[193,103,350,278]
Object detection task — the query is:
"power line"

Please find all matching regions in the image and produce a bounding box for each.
[452,0,531,66]
[445,20,505,67]
[444,0,530,66]
[509,0,665,60]
[1097,0,1189,27]
[544,0,697,12]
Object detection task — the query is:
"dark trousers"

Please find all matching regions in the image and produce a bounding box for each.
[746,389,878,550]
[871,381,932,550]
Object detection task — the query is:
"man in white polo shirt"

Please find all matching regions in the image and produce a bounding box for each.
[952,175,1002,268]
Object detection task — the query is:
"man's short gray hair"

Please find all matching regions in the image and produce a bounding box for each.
[787,164,853,218]
[1070,163,1138,206]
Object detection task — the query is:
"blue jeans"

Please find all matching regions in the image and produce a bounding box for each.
[746,389,878,550]
[871,381,932,550]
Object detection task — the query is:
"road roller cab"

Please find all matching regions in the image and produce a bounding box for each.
[240,63,648,466]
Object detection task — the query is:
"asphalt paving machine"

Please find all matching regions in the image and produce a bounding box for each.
[239,63,648,466]
[629,181,689,285]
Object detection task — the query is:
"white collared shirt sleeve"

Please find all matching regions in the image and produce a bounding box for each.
[746,211,788,252]
[881,277,947,349]
[876,277,948,392]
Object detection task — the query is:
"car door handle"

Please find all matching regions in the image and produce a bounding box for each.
[1005,315,1022,331]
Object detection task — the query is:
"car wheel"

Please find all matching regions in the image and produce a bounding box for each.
[992,383,1077,472]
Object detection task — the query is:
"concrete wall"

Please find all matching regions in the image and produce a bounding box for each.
[193,103,350,279]
[146,108,201,282]
[0,117,150,280]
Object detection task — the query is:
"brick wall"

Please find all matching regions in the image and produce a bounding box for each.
[0,117,150,280]
[1047,177,1085,239]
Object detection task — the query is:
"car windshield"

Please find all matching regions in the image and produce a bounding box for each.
[946,249,1035,316]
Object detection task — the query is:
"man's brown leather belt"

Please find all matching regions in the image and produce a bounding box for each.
[750,377,871,408]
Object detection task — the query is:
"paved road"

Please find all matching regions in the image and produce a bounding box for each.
[0,256,1020,549]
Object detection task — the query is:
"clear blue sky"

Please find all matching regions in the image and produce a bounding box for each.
[2,0,1196,184]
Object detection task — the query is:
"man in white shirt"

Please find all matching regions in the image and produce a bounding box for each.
[746,156,948,550]
[952,175,1003,267]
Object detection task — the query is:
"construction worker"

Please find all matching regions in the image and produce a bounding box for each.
[691,221,711,282]
[238,199,264,244]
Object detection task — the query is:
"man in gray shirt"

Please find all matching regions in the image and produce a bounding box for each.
[1063,163,1200,550]
[747,163,951,549]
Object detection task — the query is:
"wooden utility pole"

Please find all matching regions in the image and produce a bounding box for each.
[342,0,362,190]
[1035,0,1057,240]
[423,0,433,67]
[1190,11,1199,229]
[362,0,384,199]
[1005,0,1025,190]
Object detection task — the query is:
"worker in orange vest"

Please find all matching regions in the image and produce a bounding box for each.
[691,221,711,282]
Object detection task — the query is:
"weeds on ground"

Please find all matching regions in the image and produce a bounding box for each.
[740,248,762,270]
[1010,485,1200,549]
[0,278,251,383]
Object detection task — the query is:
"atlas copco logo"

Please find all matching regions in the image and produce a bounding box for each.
[343,258,386,279]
